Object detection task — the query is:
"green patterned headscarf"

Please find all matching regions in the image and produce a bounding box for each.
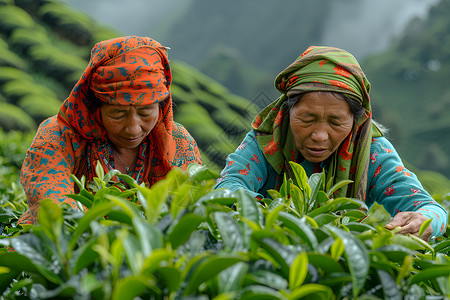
[252,46,382,201]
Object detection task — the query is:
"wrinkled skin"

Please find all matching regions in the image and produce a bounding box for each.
[385,211,433,241]
[101,103,159,173]
[289,91,353,163]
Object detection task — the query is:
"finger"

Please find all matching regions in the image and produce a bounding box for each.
[396,222,419,235]
[385,212,414,230]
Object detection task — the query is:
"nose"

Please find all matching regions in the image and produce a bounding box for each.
[310,125,328,142]
[124,113,141,135]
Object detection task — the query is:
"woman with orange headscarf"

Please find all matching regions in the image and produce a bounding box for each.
[18,36,202,224]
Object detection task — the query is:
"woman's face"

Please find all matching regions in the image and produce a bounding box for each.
[289,92,353,163]
[101,103,159,149]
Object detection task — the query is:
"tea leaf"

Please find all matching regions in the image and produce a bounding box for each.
[289,252,308,290]
[326,225,369,296]
[289,283,333,300]
[215,211,244,251]
[418,218,433,239]
[183,254,247,295]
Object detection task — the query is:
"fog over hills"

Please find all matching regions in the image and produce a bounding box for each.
[65,0,439,63]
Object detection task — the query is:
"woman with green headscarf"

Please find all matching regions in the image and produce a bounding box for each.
[214,46,447,240]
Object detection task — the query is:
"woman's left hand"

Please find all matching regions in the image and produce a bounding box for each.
[384,211,433,241]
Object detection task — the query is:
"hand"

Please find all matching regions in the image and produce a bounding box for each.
[385,211,433,241]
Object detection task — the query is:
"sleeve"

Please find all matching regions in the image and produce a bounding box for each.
[172,122,202,169]
[214,130,273,199]
[18,117,76,225]
[367,137,448,237]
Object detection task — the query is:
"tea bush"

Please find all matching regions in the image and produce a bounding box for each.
[0,161,449,299]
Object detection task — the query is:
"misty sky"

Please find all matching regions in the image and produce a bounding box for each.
[65,0,440,61]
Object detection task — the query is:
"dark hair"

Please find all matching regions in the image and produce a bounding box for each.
[86,89,102,113]
[286,91,365,123]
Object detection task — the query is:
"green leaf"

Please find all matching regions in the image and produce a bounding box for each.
[268,197,286,211]
[183,254,247,295]
[433,239,450,253]
[218,262,248,294]
[315,191,329,207]
[396,255,413,286]
[123,234,143,275]
[326,225,369,297]
[267,189,282,200]
[375,269,402,300]
[265,204,286,230]
[69,202,114,252]
[168,213,204,249]
[133,218,163,257]
[197,189,238,206]
[71,238,99,274]
[418,218,433,239]
[344,222,374,233]
[277,212,318,250]
[313,214,339,226]
[239,285,286,300]
[307,254,343,274]
[330,237,344,261]
[391,234,430,252]
[215,211,244,251]
[288,283,333,300]
[155,266,181,293]
[38,199,62,243]
[187,163,220,182]
[307,197,367,218]
[289,252,308,290]
[70,174,86,191]
[289,183,304,215]
[245,270,288,290]
[307,172,324,211]
[137,177,171,224]
[104,169,121,183]
[112,276,160,300]
[116,173,141,188]
[409,266,450,286]
[66,193,92,209]
[8,236,63,284]
[279,173,289,198]
[141,248,175,275]
[343,210,367,221]
[252,233,299,278]
[326,180,353,198]
[289,161,311,198]
[170,182,194,218]
[374,244,415,264]
[94,161,105,181]
[0,254,27,292]
[325,176,334,194]
[237,189,261,248]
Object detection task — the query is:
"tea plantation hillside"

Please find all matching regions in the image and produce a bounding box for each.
[0,0,259,171]
[363,0,450,178]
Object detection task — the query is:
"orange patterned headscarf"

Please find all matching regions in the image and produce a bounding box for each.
[57,35,178,185]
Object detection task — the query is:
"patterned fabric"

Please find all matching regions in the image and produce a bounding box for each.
[252,46,382,201]
[215,131,448,237]
[19,36,202,224]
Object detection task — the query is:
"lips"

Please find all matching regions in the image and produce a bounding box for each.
[305,147,328,157]
[122,136,142,144]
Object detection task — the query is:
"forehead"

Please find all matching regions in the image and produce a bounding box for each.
[102,103,158,111]
[291,92,350,114]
